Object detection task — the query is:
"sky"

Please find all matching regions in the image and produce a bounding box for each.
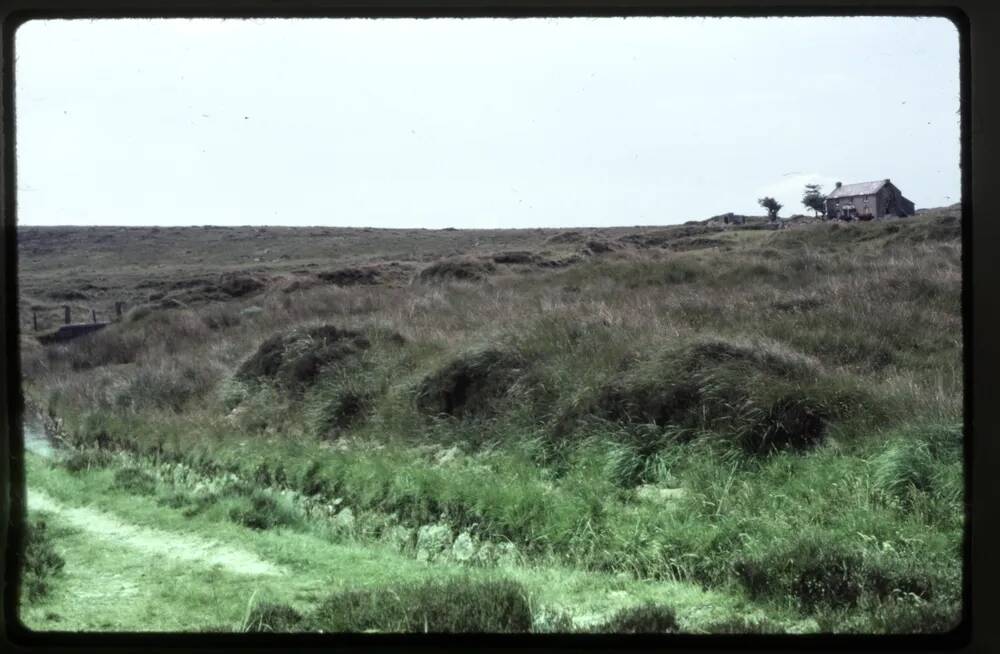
[15,16,960,228]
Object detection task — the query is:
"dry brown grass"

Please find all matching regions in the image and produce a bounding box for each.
[19,212,962,433]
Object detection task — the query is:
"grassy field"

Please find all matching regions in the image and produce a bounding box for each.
[16,208,964,633]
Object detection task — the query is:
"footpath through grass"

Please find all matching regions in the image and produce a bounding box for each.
[21,453,800,634]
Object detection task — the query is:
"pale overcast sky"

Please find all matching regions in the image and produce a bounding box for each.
[15,16,960,228]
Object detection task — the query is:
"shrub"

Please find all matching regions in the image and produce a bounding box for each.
[22,515,66,601]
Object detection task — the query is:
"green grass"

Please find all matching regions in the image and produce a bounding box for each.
[34,406,963,632]
[18,211,964,633]
[20,513,67,602]
[297,577,533,633]
[22,453,790,633]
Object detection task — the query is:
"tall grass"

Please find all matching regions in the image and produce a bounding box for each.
[19,213,963,632]
[21,514,67,602]
[242,577,533,633]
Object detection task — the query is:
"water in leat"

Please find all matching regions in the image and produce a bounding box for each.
[23,418,56,458]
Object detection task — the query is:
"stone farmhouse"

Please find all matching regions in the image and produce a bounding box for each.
[825,179,916,220]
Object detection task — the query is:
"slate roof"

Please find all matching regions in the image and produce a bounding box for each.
[827,180,890,199]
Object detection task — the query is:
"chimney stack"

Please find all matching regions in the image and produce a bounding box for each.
[835,181,842,188]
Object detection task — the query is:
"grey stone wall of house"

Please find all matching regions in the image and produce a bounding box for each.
[878,183,916,217]
[825,181,916,220]
[827,194,877,219]
[875,187,890,217]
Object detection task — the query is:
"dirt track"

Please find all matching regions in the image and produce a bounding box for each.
[28,489,284,577]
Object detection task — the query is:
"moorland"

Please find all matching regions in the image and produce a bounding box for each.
[16,207,963,633]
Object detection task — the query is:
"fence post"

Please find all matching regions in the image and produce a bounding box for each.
[115,301,123,319]
[63,305,70,325]
[32,310,38,332]
[91,308,97,323]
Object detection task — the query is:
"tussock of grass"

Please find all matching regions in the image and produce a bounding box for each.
[227,489,301,531]
[243,577,533,633]
[415,348,526,419]
[870,421,963,524]
[701,615,783,634]
[114,360,221,413]
[62,447,114,473]
[873,440,936,502]
[567,335,874,455]
[304,577,533,633]
[236,324,373,391]
[591,603,679,633]
[111,467,157,495]
[315,388,373,437]
[22,514,66,601]
[241,601,305,633]
[734,529,956,615]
